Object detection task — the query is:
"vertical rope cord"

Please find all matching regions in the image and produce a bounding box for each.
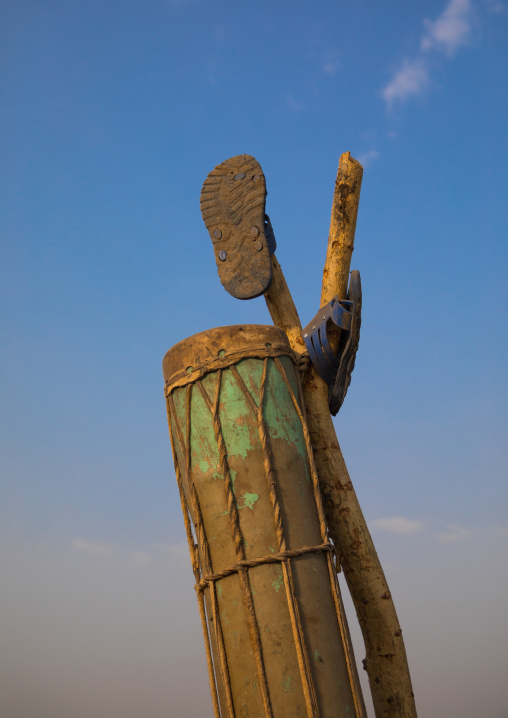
[168,391,213,577]
[184,383,236,718]
[166,398,222,718]
[212,371,244,559]
[274,358,366,718]
[210,371,272,717]
[273,359,329,544]
[324,556,365,717]
[210,579,235,717]
[166,401,200,580]
[257,361,286,552]
[238,568,273,718]
[197,374,273,718]
[258,360,320,718]
[280,563,319,716]
[197,589,222,718]
[231,361,319,718]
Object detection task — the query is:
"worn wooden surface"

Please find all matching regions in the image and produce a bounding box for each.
[265,256,307,357]
[321,152,363,307]
[264,153,417,717]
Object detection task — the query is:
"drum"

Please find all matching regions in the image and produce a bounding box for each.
[163,324,365,718]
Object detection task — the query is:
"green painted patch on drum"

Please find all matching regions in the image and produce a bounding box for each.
[212,491,259,519]
[235,358,262,405]
[281,675,293,693]
[314,650,324,672]
[272,564,284,592]
[264,357,307,464]
[236,356,308,469]
[172,382,221,473]
[240,492,259,509]
[218,369,255,459]
[176,358,309,485]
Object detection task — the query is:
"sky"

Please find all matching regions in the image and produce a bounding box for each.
[1,0,507,716]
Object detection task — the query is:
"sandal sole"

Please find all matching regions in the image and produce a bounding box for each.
[200,154,273,300]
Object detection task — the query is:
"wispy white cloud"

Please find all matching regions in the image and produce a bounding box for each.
[71,538,114,556]
[382,58,429,109]
[371,516,425,534]
[382,0,476,109]
[153,541,190,565]
[322,49,341,76]
[434,523,471,542]
[70,540,191,564]
[482,0,505,12]
[421,0,473,55]
[286,93,305,113]
[356,149,380,167]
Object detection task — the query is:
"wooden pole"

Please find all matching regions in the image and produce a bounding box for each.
[265,153,417,718]
[321,152,363,312]
[265,255,306,358]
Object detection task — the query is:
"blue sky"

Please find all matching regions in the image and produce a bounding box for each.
[1,1,507,716]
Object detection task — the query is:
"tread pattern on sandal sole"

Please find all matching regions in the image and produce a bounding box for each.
[200,154,273,300]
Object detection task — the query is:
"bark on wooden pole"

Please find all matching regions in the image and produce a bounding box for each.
[265,152,417,718]
[265,255,306,358]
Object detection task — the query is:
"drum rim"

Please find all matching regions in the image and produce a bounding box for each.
[163,324,293,391]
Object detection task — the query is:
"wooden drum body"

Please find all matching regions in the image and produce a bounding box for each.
[163,325,364,718]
